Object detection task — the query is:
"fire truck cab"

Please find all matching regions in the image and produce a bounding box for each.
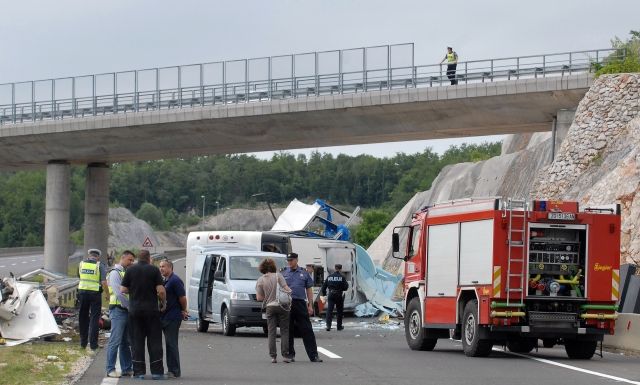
[393,197,620,359]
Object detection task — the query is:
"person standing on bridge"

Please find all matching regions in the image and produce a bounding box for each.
[105,250,135,378]
[320,264,349,331]
[78,248,108,354]
[282,253,323,363]
[121,249,167,380]
[441,47,459,85]
[159,259,187,378]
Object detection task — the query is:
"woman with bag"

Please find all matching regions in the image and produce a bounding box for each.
[255,258,292,363]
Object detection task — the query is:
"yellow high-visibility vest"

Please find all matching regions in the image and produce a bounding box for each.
[447,52,456,62]
[78,260,101,291]
[109,269,128,306]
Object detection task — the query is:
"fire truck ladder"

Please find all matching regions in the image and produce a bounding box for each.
[505,199,528,306]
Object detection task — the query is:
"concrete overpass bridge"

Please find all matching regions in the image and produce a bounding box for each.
[0,44,619,273]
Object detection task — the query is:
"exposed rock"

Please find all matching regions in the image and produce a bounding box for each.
[108,207,160,250]
[373,73,640,272]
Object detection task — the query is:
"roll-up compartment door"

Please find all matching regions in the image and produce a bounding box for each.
[427,223,459,297]
[459,219,494,285]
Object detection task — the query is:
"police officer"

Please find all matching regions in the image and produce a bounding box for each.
[440,46,459,85]
[282,253,323,363]
[78,248,108,353]
[321,264,349,331]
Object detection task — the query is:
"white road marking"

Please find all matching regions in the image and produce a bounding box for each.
[31,259,36,262]
[495,347,640,385]
[317,347,342,359]
[11,263,16,266]
[21,261,27,264]
[100,377,118,385]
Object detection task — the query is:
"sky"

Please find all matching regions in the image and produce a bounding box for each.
[1,0,638,159]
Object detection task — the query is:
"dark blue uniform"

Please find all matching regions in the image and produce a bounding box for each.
[282,266,321,362]
[321,271,349,330]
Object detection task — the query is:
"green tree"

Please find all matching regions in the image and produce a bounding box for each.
[354,209,393,248]
[595,30,640,77]
[136,202,167,230]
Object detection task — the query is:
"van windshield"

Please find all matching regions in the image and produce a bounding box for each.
[229,256,286,280]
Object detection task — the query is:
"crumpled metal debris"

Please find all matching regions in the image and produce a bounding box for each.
[0,277,61,346]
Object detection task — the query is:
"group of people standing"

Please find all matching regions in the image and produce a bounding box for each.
[256,252,349,363]
[76,249,186,380]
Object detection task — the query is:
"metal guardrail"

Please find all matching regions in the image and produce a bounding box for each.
[0,45,623,125]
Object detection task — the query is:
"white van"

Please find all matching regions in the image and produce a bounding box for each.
[186,242,286,336]
[186,231,361,314]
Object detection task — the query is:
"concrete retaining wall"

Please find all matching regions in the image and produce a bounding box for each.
[604,313,640,352]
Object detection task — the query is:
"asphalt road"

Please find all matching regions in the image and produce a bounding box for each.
[73,257,640,385]
[74,318,640,385]
[0,253,45,277]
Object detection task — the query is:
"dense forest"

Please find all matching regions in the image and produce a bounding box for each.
[0,142,501,247]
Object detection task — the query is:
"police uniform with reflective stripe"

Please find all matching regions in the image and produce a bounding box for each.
[79,260,101,292]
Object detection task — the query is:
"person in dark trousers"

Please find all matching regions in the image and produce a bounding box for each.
[282,253,323,363]
[159,259,187,378]
[440,47,459,85]
[77,248,108,354]
[121,250,167,380]
[320,264,349,331]
[105,250,135,378]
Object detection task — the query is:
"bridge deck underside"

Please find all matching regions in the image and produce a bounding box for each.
[0,75,591,169]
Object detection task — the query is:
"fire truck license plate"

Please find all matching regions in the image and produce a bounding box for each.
[548,212,575,220]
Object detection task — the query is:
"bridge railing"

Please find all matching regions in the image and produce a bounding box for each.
[0,46,622,125]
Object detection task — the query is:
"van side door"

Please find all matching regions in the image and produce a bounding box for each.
[211,256,228,323]
[187,253,207,317]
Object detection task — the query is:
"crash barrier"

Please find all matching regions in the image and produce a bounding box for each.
[619,264,640,313]
[0,46,623,125]
[0,247,43,257]
[604,313,640,352]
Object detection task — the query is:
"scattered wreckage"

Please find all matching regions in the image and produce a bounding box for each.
[0,269,77,346]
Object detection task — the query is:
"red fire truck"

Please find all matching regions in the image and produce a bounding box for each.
[392,197,620,359]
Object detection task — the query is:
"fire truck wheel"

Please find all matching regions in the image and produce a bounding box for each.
[564,340,597,359]
[506,338,536,353]
[405,297,437,351]
[462,300,492,357]
[196,317,210,333]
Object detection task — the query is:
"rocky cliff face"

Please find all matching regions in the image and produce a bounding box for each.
[532,73,640,264]
[371,73,640,273]
[108,207,161,250]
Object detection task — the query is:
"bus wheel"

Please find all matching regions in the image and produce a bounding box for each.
[462,300,492,357]
[404,297,437,351]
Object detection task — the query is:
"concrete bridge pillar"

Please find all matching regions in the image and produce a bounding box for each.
[552,108,576,160]
[83,163,110,264]
[44,161,71,274]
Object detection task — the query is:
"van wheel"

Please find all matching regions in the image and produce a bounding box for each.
[221,308,236,336]
[462,300,492,357]
[404,297,437,351]
[196,317,209,333]
[564,340,596,359]
[507,338,536,353]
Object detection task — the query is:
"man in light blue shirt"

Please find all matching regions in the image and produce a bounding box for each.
[105,250,135,378]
